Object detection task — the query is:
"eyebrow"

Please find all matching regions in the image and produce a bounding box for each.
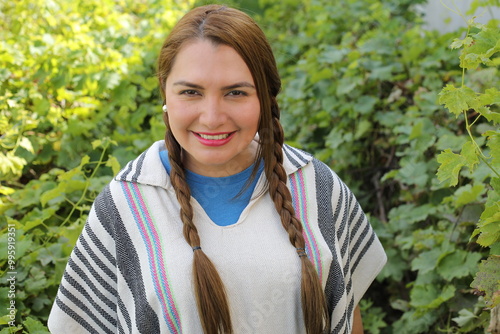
[173,80,255,91]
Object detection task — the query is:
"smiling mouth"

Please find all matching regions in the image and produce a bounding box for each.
[195,132,234,140]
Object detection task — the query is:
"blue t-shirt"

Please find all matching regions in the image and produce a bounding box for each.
[159,150,264,226]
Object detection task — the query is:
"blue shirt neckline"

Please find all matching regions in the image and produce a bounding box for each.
[159,149,264,226]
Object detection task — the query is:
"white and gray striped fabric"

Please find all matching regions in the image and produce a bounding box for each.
[48,140,386,333]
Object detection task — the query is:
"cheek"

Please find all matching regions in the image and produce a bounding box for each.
[250,114,260,131]
[167,108,195,130]
[241,102,261,130]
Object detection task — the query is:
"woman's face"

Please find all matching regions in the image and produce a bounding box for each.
[164,39,261,177]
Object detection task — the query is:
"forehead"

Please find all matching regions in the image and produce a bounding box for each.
[168,39,254,85]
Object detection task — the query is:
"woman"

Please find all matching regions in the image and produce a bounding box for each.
[48,5,386,334]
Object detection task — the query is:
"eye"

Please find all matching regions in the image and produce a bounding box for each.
[226,90,248,97]
[180,89,200,96]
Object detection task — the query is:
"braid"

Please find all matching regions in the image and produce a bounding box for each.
[265,113,330,334]
[165,129,233,334]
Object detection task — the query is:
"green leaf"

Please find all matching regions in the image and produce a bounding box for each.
[0,324,23,333]
[436,149,466,186]
[388,203,437,228]
[473,88,500,124]
[437,251,482,280]
[452,309,477,328]
[397,161,429,187]
[490,241,500,255]
[65,179,87,193]
[409,121,423,140]
[25,268,48,294]
[0,233,33,260]
[480,200,500,225]
[92,139,102,149]
[31,294,52,313]
[377,248,406,281]
[336,76,362,95]
[476,223,500,247]
[485,131,500,168]
[410,284,456,309]
[0,185,15,195]
[24,219,43,231]
[445,184,486,208]
[392,310,438,334]
[476,87,499,106]
[471,255,500,307]
[40,184,65,207]
[19,137,34,153]
[22,317,50,334]
[461,53,482,69]
[450,36,473,49]
[106,155,121,175]
[0,151,26,181]
[460,141,479,172]
[476,201,500,247]
[438,85,476,116]
[22,207,56,231]
[460,25,500,69]
[411,248,442,274]
[78,155,91,168]
[492,177,500,193]
[479,107,500,124]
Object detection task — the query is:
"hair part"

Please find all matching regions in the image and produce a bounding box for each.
[157,5,329,333]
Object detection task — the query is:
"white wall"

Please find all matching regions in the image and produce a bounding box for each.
[417,0,500,33]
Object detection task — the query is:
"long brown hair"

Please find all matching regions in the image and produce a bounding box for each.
[157,5,329,333]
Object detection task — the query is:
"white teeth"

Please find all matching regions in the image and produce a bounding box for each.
[198,133,230,140]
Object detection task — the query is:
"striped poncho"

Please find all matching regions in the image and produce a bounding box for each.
[48,140,386,333]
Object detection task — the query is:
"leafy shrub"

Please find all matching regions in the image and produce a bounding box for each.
[257,0,498,332]
[0,0,191,331]
[1,0,498,333]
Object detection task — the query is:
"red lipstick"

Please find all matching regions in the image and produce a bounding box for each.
[193,131,236,147]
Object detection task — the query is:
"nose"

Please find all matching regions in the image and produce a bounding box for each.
[198,97,227,130]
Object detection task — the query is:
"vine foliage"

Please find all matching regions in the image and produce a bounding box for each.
[437,0,500,321]
[0,0,192,332]
[0,0,499,333]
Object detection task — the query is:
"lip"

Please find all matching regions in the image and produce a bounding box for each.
[193,131,236,147]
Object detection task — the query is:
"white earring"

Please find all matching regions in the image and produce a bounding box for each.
[162,105,168,113]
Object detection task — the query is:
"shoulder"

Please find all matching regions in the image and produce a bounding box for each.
[88,140,169,233]
[113,140,170,189]
[282,144,313,172]
[283,144,331,181]
[87,183,122,239]
[283,144,341,186]
[284,146,360,218]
